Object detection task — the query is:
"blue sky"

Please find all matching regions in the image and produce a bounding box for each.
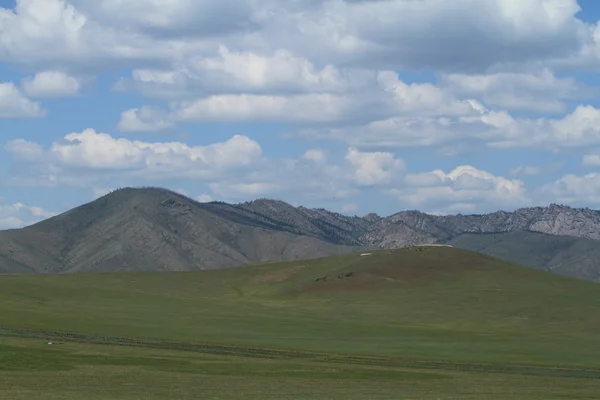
[1,0,600,228]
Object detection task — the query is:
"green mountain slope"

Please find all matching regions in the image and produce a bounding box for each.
[445,231,600,281]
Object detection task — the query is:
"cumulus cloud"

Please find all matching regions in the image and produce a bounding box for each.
[440,69,581,113]
[3,130,402,206]
[3,0,600,215]
[484,105,600,149]
[510,162,564,177]
[0,0,595,73]
[0,201,56,229]
[0,0,205,70]
[125,70,483,128]
[539,173,600,206]
[117,46,369,98]
[252,0,588,71]
[5,129,577,214]
[117,107,174,132]
[21,70,81,97]
[5,129,264,187]
[389,165,528,214]
[0,82,46,118]
[583,153,600,167]
[172,93,355,124]
[296,103,600,151]
[345,147,404,186]
[2,0,596,153]
[71,0,257,37]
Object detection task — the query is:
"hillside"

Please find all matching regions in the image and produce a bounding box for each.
[0,188,359,274]
[2,187,600,279]
[1,247,600,367]
[3,247,600,399]
[445,231,600,281]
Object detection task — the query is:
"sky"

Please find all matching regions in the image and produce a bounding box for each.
[2,0,600,228]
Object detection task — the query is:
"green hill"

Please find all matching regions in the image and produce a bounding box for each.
[1,247,600,399]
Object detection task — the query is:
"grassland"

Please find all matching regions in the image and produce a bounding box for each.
[1,247,600,399]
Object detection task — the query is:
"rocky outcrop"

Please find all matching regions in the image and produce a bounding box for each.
[365,204,600,246]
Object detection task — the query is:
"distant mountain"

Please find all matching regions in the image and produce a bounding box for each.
[0,188,360,274]
[363,204,600,248]
[1,187,600,281]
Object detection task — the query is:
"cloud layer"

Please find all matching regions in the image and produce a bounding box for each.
[1,0,600,219]
[5,129,534,215]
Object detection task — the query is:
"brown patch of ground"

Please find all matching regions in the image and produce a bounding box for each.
[253,265,306,284]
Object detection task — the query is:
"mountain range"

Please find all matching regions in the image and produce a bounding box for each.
[1,187,600,281]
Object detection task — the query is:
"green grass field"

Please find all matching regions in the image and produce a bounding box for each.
[1,247,600,399]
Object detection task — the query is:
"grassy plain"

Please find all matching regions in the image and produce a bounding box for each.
[1,247,600,399]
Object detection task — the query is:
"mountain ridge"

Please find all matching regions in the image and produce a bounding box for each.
[2,186,600,279]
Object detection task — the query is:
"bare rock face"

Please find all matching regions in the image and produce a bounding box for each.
[525,205,600,240]
[360,204,600,247]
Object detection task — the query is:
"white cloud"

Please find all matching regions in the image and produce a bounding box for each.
[4,139,45,160]
[204,150,358,203]
[484,105,600,149]
[118,46,370,98]
[539,173,600,206]
[297,103,600,151]
[117,107,174,132]
[253,0,588,71]
[209,182,281,200]
[0,82,46,118]
[302,149,327,164]
[510,165,543,177]
[172,93,355,124]
[2,1,595,155]
[390,165,528,214]
[0,201,56,229]
[583,153,600,167]
[345,147,404,186]
[129,70,483,127]
[202,147,406,203]
[3,128,545,214]
[1,0,594,73]
[71,0,256,37]
[440,69,580,113]
[377,71,476,116]
[531,169,600,208]
[21,70,81,97]
[6,129,264,186]
[510,162,564,177]
[3,0,600,217]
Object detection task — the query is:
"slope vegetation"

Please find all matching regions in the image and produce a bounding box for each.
[1,247,600,369]
[2,247,600,399]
